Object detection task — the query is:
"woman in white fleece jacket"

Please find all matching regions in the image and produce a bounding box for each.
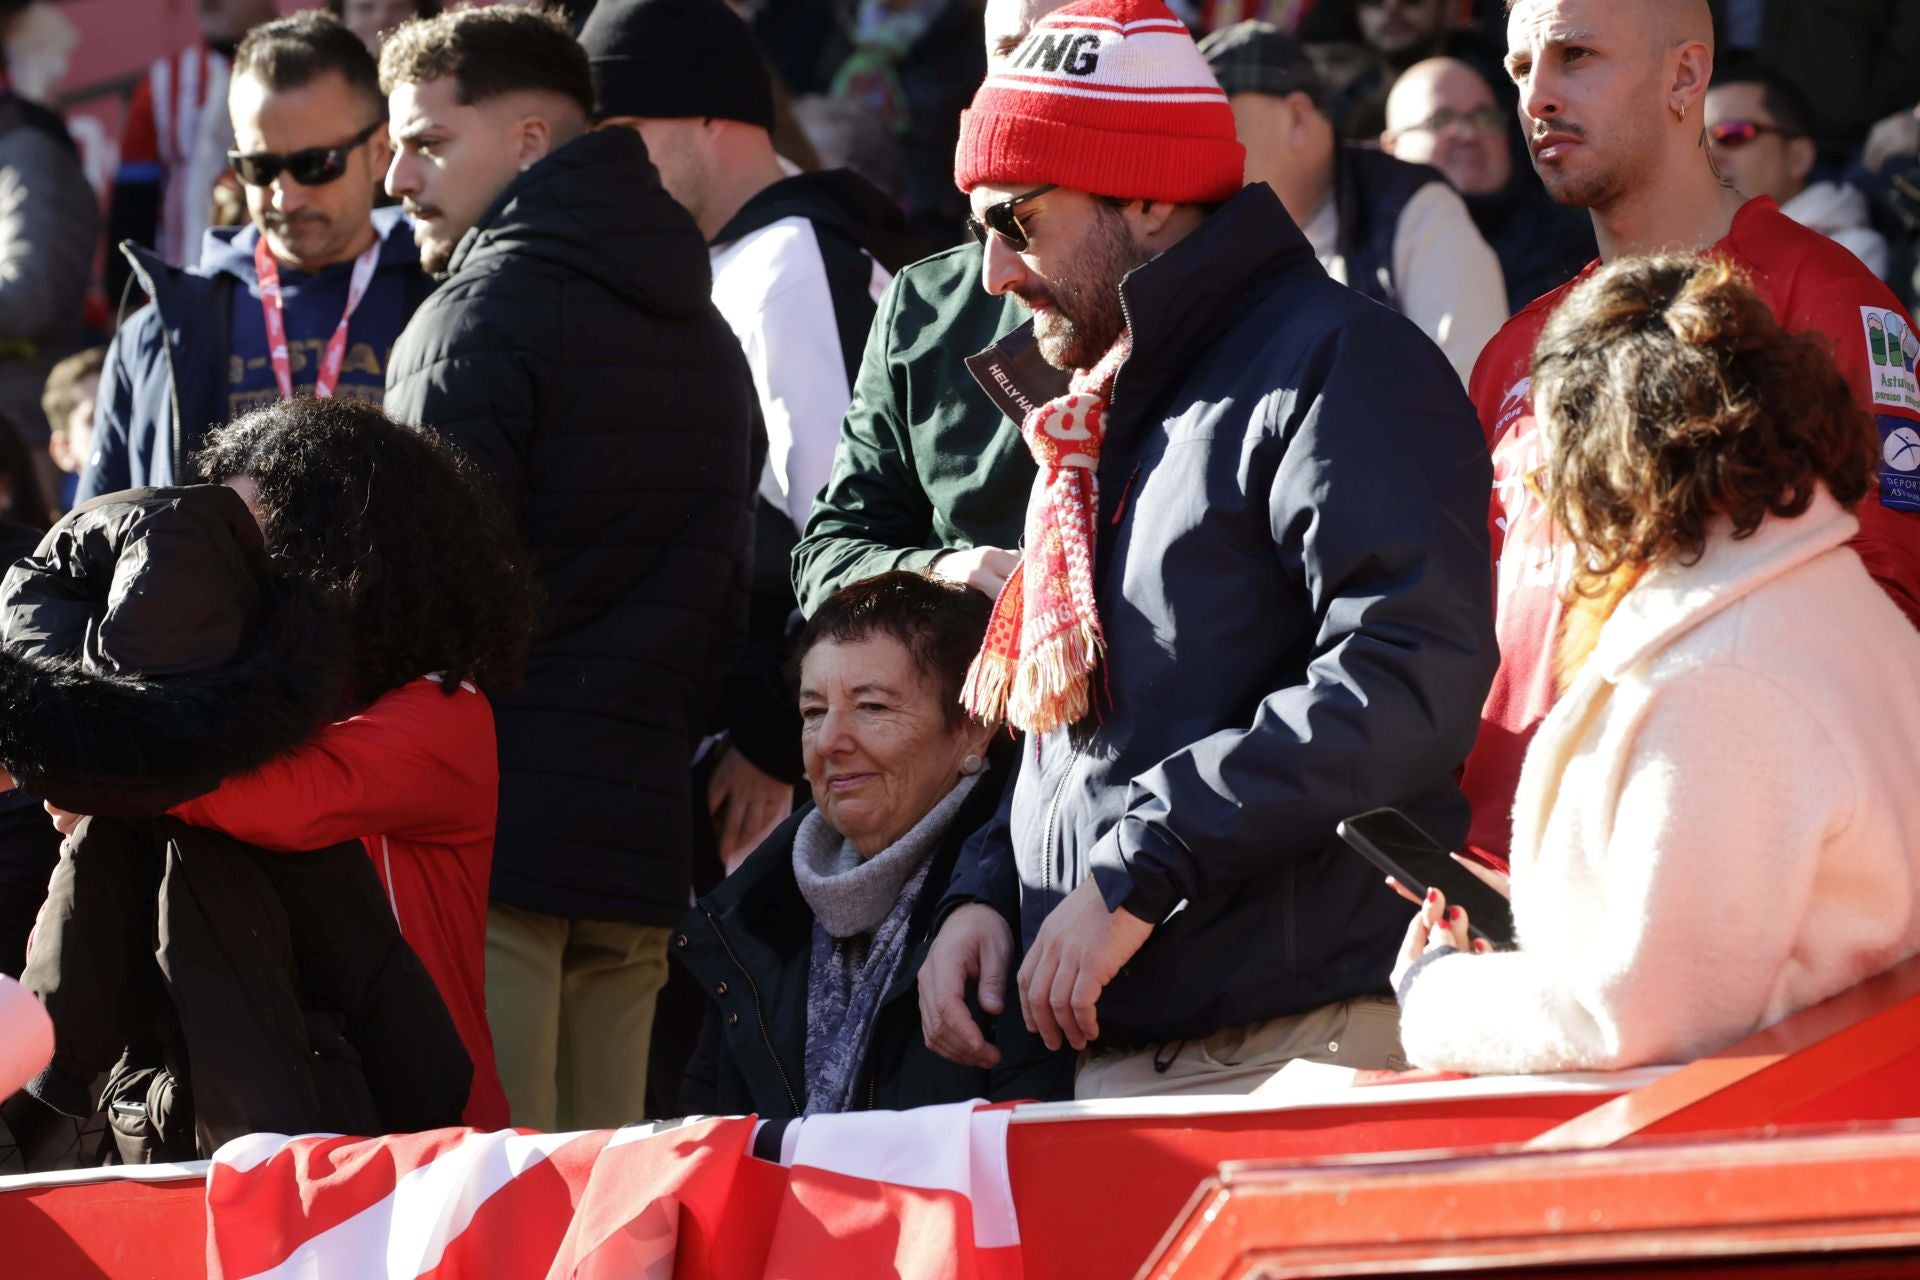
[1394,254,1920,1077]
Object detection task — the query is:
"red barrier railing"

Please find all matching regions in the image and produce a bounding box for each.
[1145,954,1920,1278]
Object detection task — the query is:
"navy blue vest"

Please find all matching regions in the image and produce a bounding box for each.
[1332,146,1448,312]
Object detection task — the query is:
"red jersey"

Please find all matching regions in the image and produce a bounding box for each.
[171,677,509,1130]
[1463,197,1920,868]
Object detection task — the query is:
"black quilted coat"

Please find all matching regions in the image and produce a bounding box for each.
[385,127,756,925]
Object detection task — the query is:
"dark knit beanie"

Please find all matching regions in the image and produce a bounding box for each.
[578,0,775,130]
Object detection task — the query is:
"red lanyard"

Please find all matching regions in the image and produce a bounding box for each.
[253,234,381,401]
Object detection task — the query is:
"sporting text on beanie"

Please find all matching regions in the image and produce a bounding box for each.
[954,0,1246,205]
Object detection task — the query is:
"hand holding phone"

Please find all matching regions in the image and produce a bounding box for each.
[1337,808,1515,949]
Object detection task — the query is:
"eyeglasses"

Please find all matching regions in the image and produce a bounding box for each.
[229,119,385,188]
[1705,119,1797,150]
[1399,106,1508,136]
[966,184,1058,253]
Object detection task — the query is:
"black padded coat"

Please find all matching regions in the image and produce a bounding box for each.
[385,127,757,925]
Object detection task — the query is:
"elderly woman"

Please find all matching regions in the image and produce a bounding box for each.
[1394,255,1920,1075]
[677,571,1060,1117]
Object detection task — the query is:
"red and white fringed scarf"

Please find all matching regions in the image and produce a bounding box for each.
[962,335,1131,734]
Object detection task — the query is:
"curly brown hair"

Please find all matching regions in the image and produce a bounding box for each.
[1533,254,1880,600]
[197,397,541,703]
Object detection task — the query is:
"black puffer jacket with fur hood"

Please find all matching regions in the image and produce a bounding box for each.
[3,485,473,1154]
[0,485,341,812]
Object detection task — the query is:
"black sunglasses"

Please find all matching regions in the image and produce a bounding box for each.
[229,119,384,189]
[966,183,1058,253]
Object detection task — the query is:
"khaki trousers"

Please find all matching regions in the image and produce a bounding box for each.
[485,902,672,1131]
[1073,995,1407,1101]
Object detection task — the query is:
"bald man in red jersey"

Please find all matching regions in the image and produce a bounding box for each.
[1463,0,1920,868]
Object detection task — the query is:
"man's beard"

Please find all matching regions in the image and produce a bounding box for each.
[408,211,455,275]
[261,211,347,267]
[1017,204,1147,372]
[1537,160,1622,210]
[419,235,454,275]
[1531,118,1626,210]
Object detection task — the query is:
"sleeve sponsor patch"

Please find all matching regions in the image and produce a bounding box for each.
[1863,307,1920,412]
[1880,414,1920,513]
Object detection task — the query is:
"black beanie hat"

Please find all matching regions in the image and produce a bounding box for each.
[578,0,775,131]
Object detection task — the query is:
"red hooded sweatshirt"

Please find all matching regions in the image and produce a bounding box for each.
[171,676,508,1129]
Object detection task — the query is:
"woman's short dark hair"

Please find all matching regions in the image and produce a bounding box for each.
[197,397,541,701]
[1533,254,1880,596]
[794,572,993,726]
[378,3,593,117]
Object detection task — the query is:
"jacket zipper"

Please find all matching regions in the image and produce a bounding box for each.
[121,248,188,481]
[702,909,802,1116]
[1040,747,1080,896]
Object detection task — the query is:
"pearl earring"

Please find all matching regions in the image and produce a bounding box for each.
[961,754,986,776]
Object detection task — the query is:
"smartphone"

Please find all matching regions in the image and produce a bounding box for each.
[1336,807,1515,949]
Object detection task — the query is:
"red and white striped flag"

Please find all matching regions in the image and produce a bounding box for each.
[204,1103,1022,1280]
[763,1101,1023,1280]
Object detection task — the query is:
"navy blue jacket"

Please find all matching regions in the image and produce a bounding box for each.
[945,184,1498,1043]
[80,207,429,503]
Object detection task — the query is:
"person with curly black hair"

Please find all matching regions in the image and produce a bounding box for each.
[154,396,538,1129]
[197,396,537,703]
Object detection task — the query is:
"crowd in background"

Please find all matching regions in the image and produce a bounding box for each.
[0,0,1913,1169]
[1,1,1918,516]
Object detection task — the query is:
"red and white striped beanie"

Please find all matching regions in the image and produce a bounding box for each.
[955,0,1245,204]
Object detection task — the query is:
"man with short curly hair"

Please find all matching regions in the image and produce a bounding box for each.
[381,4,756,1132]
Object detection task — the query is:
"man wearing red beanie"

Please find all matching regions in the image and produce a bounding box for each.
[918,0,1500,1098]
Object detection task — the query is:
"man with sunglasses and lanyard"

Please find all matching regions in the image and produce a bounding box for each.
[916,0,1496,1099]
[80,12,429,505]
[1459,0,1920,877]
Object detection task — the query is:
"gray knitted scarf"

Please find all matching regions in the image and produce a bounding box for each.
[794,773,980,1115]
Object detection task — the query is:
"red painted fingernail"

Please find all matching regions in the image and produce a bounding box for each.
[1426,889,1440,904]
[1449,906,1463,922]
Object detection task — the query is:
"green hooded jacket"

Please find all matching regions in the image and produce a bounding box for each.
[791,241,1046,615]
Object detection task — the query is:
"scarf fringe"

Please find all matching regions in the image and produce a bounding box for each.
[961,646,1016,725]
[1006,621,1104,734]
